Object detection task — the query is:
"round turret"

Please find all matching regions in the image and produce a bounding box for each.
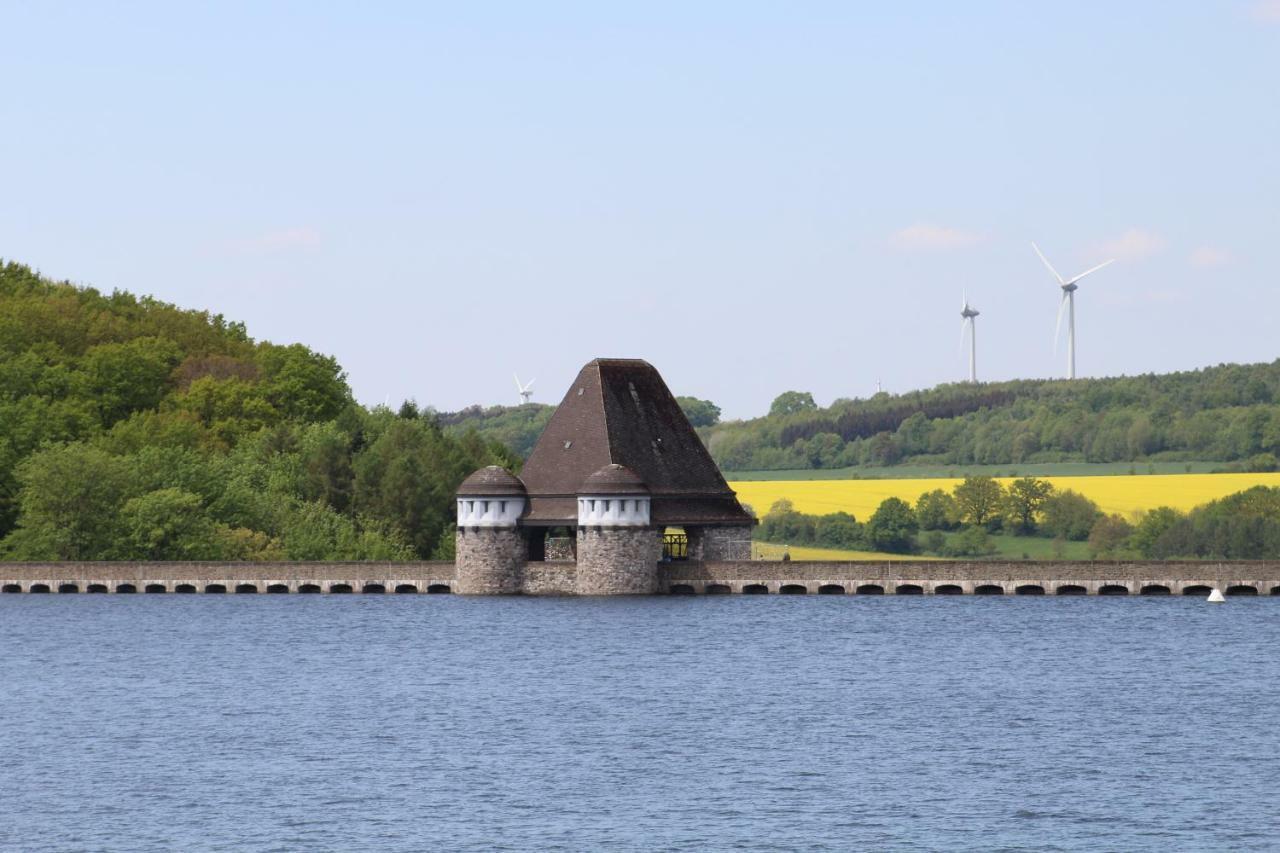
[577,464,650,526]
[456,466,526,527]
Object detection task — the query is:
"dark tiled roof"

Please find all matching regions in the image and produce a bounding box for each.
[519,359,755,526]
[457,465,526,496]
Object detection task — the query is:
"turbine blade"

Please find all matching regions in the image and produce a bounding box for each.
[1067,258,1116,285]
[526,378,535,388]
[961,317,968,352]
[1032,242,1065,284]
[514,372,522,391]
[1054,291,1068,352]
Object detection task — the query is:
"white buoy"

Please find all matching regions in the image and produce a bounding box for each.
[1207,588,1226,603]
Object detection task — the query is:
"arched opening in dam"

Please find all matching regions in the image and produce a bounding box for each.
[57,583,78,594]
[1183,585,1213,596]
[1099,585,1129,596]
[1015,585,1045,595]
[1056,585,1087,595]
[116,584,137,594]
[1272,586,1280,596]
[742,584,769,595]
[144,584,166,594]
[87,584,108,593]
[670,584,696,595]
[705,584,731,595]
[330,584,353,594]
[934,584,963,595]
[855,584,884,595]
[267,584,289,594]
[779,584,807,594]
[1140,585,1171,595]
[298,584,321,594]
[235,584,257,594]
[394,584,418,594]
[896,584,924,595]
[973,585,1004,595]
[426,584,452,594]
[817,584,846,595]
[1226,585,1258,596]
[29,584,50,593]
[205,584,227,594]
[174,584,196,594]
[362,583,386,594]
[1,584,21,593]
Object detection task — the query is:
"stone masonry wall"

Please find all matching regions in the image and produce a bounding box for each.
[687,525,754,561]
[522,562,577,595]
[455,527,525,594]
[575,526,663,594]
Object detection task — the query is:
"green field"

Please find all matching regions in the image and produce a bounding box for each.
[725,461,1224,482]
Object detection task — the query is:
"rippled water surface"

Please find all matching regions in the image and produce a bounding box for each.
[3,595,1280,851]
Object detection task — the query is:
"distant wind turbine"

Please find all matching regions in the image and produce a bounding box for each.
[1032,242,1115,380]
[514,373,536,405]
[960,291,980,383]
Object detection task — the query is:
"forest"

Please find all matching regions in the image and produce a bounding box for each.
[0,261,515,561]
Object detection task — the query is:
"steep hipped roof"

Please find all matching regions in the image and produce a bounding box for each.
[581,464,649,495]
[519,359,754,526]
[457,465,526,496]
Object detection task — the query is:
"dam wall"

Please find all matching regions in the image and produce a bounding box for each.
[3,559,1280,595]
[661,560,1280,595]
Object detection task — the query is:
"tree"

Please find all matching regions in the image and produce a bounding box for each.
[915,489,958,531]
[1003,477,1054,534]
[865,497,918,553]
[1088,514,1134,558]
[1131,507,1185,558]
[676,396,721,428]
[953,476,1004,528]
[3,444,133,559]
[769,391,817,417]
[1040,489,1102,541]
[117,488,223,559]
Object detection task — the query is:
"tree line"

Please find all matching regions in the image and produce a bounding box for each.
[705,366,1280,471]
[754,476,1280,560]
[0,261,515,561]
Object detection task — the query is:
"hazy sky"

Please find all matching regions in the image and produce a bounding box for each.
[4,2,1278,418]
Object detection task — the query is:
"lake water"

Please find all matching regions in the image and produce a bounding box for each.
[2,595,1279,851]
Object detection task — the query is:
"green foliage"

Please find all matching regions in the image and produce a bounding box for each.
[1087,514,1134,559]
[915,488,959,531]
[704,361,1280,471]
[769,390,818,418]
[945,525,999,557]
[1002,477,1054,534]
[865,497,918,553]
[953,476,1004,528]
[437,403,553,459]
[1040,489,1102,541]
[0,261,514,561]
[676,396,722,428]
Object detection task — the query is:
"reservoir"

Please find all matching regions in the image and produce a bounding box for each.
[3,596,1279,850]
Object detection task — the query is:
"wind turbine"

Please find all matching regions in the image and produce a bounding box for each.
[960,292,980,383]
[514,373,536,405]
[1032,242,1115,380]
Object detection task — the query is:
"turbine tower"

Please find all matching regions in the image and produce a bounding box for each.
[514,373,536,405]
[960,292,979,384]
[1032,243,1115,380]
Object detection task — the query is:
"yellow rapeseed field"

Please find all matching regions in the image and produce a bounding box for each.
[729,473,1280,523]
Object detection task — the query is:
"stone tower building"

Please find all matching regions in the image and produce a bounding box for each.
[455,358,755,595]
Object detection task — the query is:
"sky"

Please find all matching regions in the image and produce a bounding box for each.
[3,2,1279,419]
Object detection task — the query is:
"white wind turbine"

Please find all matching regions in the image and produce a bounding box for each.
[514,373,536,405]
[1032,242,1115,380]
[960,291,980,383]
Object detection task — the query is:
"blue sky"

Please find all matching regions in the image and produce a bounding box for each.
[3,2,1278,418]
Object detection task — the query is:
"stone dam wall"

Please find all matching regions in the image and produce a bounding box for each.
[3,560,1280,596]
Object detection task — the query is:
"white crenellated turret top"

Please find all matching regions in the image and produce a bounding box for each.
[456,466,526,528]
[577,464,651,527]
